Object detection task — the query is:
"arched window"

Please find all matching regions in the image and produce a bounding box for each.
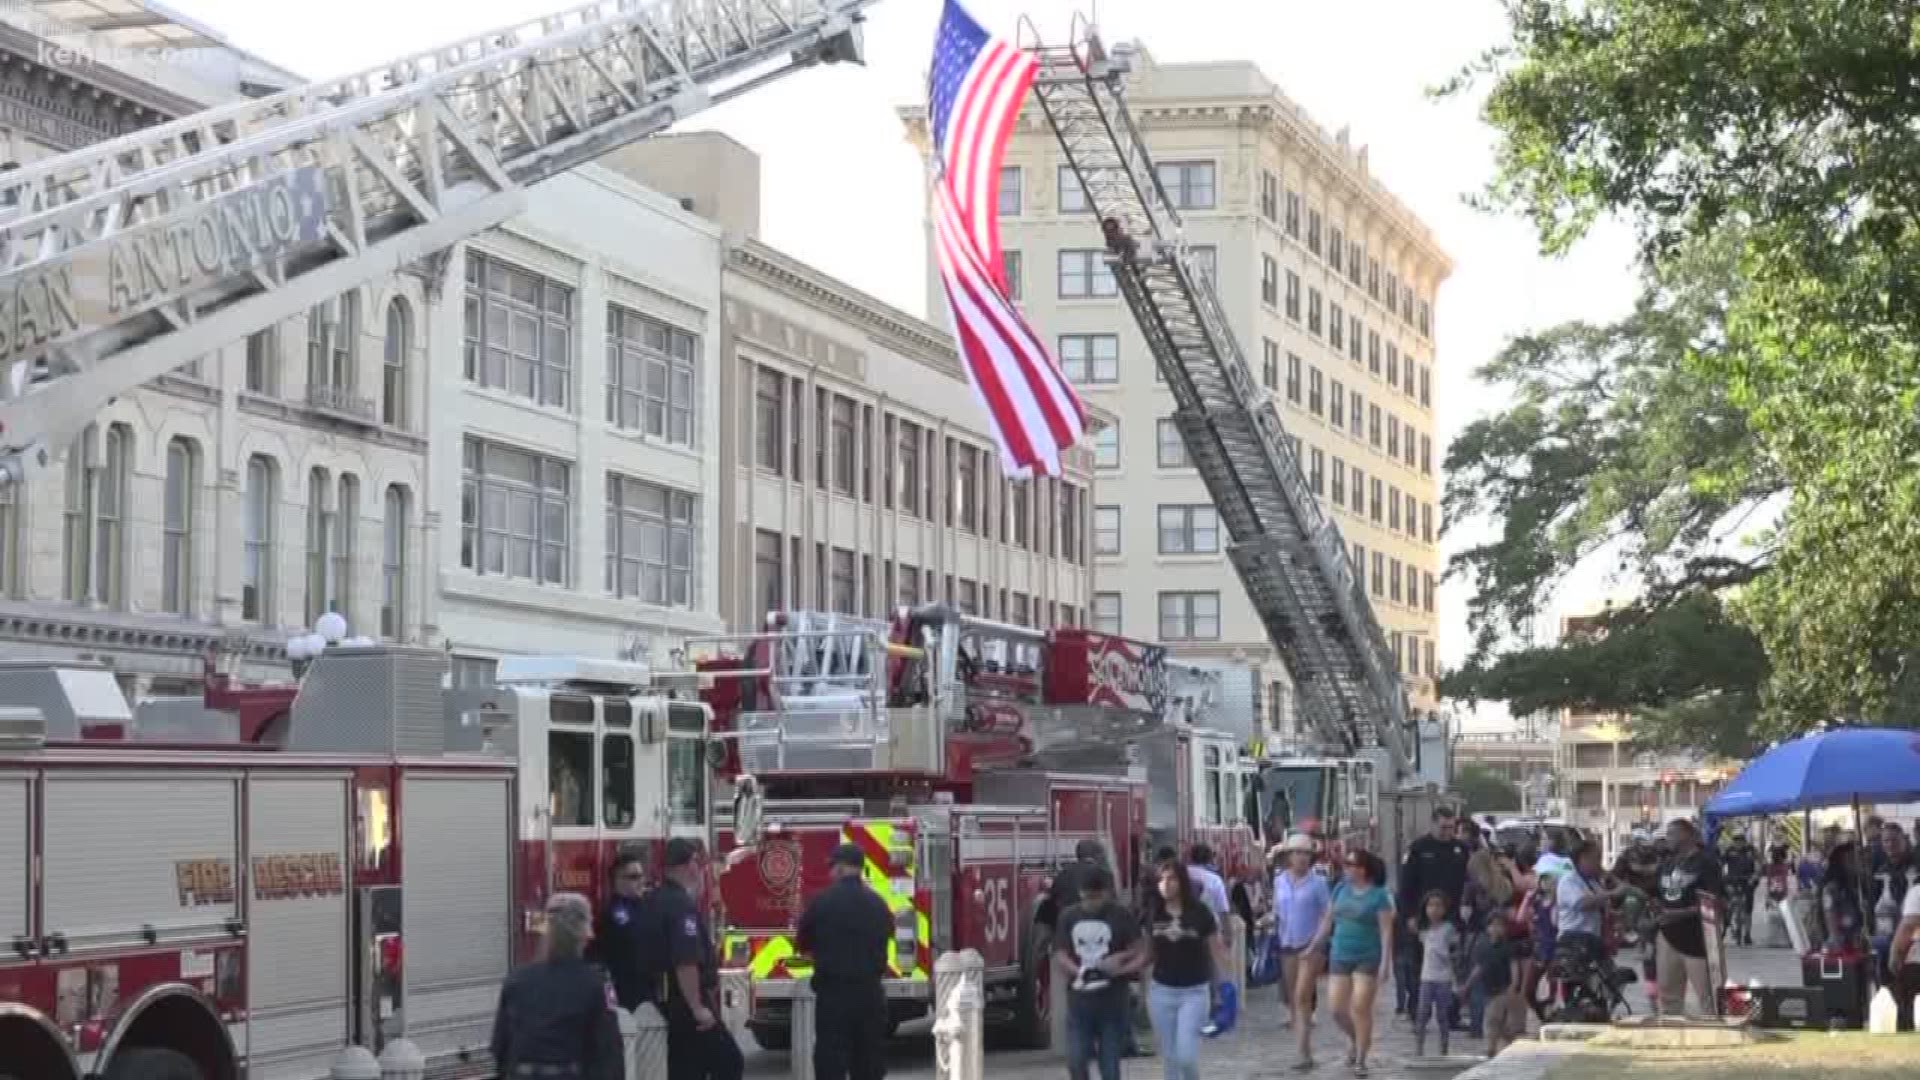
[382,485,410,639]
[64,422,131,607]
[163,437,200,615]
[334,473,358,627]
[383,299,409,428]
[305,467,332,626]
[243,455,278,622]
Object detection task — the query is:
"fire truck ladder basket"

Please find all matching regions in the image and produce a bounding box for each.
[0,0,878,483]
[1025,27,1411,780]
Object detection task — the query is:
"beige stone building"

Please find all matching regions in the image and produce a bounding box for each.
[908,47,1449,736]
[619,134,1100,634]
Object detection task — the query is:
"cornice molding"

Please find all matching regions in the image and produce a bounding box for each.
[727,240,962,378]
[0,34,198,126]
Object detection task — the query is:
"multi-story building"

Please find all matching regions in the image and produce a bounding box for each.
[906,47,1451,739]
[0,5,448,696]
[615,133,1099,634]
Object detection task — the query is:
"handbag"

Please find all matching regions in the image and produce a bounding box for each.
[1247,929,1281,988]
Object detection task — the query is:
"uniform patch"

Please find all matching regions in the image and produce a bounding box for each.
[613,906,630,926]
[682,915,699,937]
[604,980,619,1011]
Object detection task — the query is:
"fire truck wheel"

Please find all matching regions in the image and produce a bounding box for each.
[1007,921,1053,1050]
[103,1048,204,1080]
[747,1021,791,1051]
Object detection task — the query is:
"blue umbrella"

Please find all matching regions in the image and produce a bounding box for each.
[1703,726,1920,820]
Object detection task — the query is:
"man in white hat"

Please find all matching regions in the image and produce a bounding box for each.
[1271,833,1331,1069]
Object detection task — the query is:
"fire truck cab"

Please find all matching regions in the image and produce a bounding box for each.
[1251,750,1382,858]
[696,604,1263,1051]
[0,647,515,1080]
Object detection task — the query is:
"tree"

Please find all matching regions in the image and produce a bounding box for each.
[1453,765,1524,815]
[1451,0,1920,724]
[1441,231,1781,752]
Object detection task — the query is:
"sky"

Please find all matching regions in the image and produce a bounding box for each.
[167,0,1645,730]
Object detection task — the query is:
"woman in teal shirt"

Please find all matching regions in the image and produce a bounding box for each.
[1309,849,1395,1078]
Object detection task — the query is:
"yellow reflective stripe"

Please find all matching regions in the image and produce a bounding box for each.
[847,821,922,978]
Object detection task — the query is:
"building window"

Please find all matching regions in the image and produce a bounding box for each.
[1330,303,1346,350]
[461,437,572,586]
[1350,465,1365,513]
[1369,403,1382,448]
[245,329,277,394]
[1308,288,1323,335]
[64,423,131,608]
[1391,560,1405,605]
[1189,244,1218,281]
[606,473,697,608]
[755,367,786,474]
[307,292,358,398]
[1260,255,1278,306]
[463,252,573,409]
[1370,476,1384,523]
[1330,378,1346,427]
[607,306,699,446]
[1156,161,1216,209]
[896,418,922,515]
[334,475,358,627]
[1093,593,1122,634]
[1368,330,1381,374]
[1158,591,1221,641]
[1329,225,1344,267]
[1093,424,1120,469]
[1058,249,1116,298]
[1350,316,1364,363]
[162,437,198,615]
[1095,505,1121,555]
[998,165,1022,215]
[829,546,856,614]
[1307,209,1322,256]
[1285,352,1301,405]
[1261,338,1279,390]
[1157,505,1219,554]
[1350,390,1364,437]
[1285,270,1301,320]
[381,485,410,640]
[1002,250,1023,301]
[753,530,784,618]
[1331,457,1347,505]
[1259,171,1278,220]
[1388,342,1401,388]
[1389,487,1402,531]
[1387,415,1401,458]
[1309,366,1324,416]
[951,441,981,533]
[382,299,409,427]
[1372,551,1385,597]
[827,394,856,494]
[1059,333,1120,383]
[243,455,277,623]
[1424,572,1437,614]
[1368,256,1381,299]
[304,468,332,627]
[1419,299,1433,338]
[0,481,15,597]
[1309,447,1325,496]
[1421,434,1432,475]
[1420,365,1432,407]
[1422,501,1434,544]
[1157,419,1189,468]
[1058,164,1089,213]
[1284,190,1300,237]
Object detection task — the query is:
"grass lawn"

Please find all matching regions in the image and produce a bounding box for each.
[1547,1032,1920,1080]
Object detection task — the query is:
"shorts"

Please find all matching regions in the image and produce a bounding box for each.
[1483,992,1522,1037]
[1327,954,1382,977]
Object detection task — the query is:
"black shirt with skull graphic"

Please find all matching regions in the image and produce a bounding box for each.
[1656,848,1724,958]
[1057,901,1142,1006]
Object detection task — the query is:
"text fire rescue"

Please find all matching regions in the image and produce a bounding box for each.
[0,166,331,361]
[175,852,346,907]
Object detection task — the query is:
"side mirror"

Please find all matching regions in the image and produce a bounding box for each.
[733,774,764,847]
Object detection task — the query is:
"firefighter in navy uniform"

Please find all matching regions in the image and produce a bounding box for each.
[586,846,650,1009]
[796,843,896,1080]
[642,837,745,1080]
[490,892,624,1079]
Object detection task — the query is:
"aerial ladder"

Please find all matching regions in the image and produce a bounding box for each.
[0,0,877,483]
[1025,23,1415,783]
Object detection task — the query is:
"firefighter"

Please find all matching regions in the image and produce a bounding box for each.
[641,837,744,1080]
[489,892,623,1079]
[795,843,895,1080]
[586,845,649,1009]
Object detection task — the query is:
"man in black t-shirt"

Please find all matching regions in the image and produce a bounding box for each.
[1655,819,1723,1017]
[1055,868,1144,1080]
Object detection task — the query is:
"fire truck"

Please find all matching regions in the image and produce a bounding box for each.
[693,604,1263,1049]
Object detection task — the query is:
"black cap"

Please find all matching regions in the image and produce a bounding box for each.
[664,838,701,868]
[1074,839,1105,862]
[1080,867,1114,894]
[830,843,866,870]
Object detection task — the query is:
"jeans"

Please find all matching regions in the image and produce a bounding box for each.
[1146,981,1210,1080]
[1394,949,1420,1014]
[1466,982,1487,1038]
[1414,981,1456,1048]
[1066,991,1130,1080]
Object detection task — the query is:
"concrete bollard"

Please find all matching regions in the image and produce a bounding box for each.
[616,1008,637,1080]
[1226,914,1249,1002]
[631,1002,669,1080]
[933,950,986,1080]
[375,1039,424,1080]
[329,1046,380,1080]
[790,981,818,1080]
[719,969,753,1041]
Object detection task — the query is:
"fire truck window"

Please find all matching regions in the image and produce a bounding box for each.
[604,697,632,727]
[549,730,594,826]
[667,736,705,826]
[603,733,636,827]
[551,693,594,725]
[667,701,705,734]
[1203,746,1224,825]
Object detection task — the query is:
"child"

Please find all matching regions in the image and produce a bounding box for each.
[1413,890,1460,1057]
[1464,913,1525,1058]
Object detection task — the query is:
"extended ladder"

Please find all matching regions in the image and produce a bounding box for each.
[1026,29,1413,780]
[0,0,877,482]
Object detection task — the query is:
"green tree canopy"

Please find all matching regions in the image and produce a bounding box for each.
[1452,764,1524,815]
[1449,0,1920,727]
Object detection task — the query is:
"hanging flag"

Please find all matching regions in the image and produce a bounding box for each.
[926,0,1087,476]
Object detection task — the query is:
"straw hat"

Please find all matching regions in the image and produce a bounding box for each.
[1273,833,1317,856]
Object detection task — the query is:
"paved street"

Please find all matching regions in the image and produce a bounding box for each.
[742,945,1803,1080]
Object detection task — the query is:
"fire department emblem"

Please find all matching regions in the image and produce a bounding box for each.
[759,837,800,902]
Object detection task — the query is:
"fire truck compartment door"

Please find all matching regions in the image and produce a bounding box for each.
[0,775,26,942]
[44,773,240,950]
[401,772,512,1062]
[245,773,352,1076]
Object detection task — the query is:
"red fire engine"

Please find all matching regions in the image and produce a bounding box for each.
[692,604,1263,1050]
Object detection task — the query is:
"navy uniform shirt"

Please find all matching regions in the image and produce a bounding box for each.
[588,893,648,1010]
[642,880,718,1012]
[796,875,894,988]
[488,956,622,1077]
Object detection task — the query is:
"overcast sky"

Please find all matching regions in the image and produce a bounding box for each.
[170,0,1643,727]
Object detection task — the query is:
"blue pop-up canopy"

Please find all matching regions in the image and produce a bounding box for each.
[1703,726,1920,820]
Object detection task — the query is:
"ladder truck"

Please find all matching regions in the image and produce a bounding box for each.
[0,0,879,486]
[1024,23,1421,798]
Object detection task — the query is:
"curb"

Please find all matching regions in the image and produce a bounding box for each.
[1449,1041,1581,1080]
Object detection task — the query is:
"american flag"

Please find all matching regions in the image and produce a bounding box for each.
[927,0,1086,476]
